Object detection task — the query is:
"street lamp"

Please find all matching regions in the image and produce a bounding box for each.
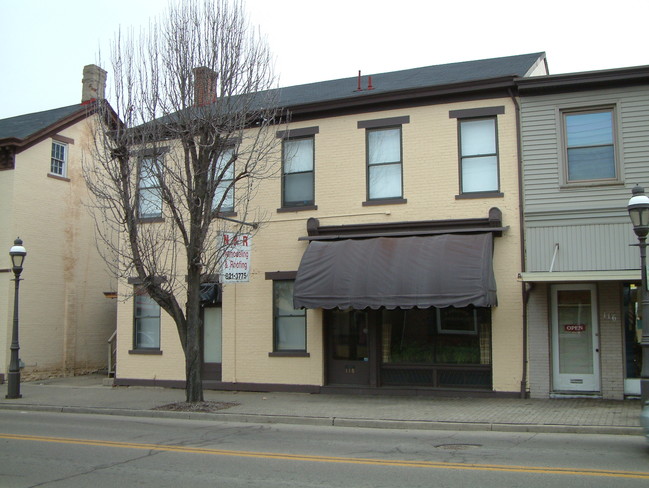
[628,186,649,406]
[6,238,26,399]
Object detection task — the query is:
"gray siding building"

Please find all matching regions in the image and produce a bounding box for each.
[518,67,649,399]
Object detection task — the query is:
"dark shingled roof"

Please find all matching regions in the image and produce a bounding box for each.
[276,52,546,108]
[0,103,85,141]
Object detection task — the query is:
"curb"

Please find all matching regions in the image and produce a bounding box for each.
[0,403,642,436]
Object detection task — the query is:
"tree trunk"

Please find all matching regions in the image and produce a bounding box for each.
[185,269,204,402]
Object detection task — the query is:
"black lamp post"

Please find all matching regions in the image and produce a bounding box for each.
[628,186,649,406]
[6,237,26,399]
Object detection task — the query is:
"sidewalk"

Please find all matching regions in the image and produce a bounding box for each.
[0,374,643,436]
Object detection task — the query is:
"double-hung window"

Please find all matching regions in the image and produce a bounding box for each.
[273,280,306,352]
[358,116,409,203]
[367,127,403,199]
[213,147,235,213]
[563,108,616,183]
[138,157,162,219]
[450,106,504,197]
[282,136,315,207]
[51,140,67,177]
[133,289,160,350]
[276,126,318,210]
[459,117,499,193]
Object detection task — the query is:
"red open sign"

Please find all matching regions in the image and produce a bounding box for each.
[564,324,586,332]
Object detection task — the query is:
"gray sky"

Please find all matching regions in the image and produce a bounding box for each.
[1,0,648,119]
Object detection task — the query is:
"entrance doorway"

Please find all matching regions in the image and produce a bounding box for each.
[326,310,371,386]
[202,306,222,381]
[551,284,600,392]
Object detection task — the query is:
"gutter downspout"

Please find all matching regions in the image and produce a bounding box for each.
[509,87,529,399]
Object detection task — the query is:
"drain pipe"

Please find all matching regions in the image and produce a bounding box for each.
[509,87,529,399]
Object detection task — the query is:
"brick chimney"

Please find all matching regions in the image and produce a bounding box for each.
[81,64,107,102]
[193,66,217,106]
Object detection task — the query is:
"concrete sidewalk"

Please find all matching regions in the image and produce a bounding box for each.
[0,374,643,436]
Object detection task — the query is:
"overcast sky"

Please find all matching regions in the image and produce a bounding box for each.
[1,0,648,119]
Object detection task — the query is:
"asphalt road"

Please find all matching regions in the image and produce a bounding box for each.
[1,410,648,487]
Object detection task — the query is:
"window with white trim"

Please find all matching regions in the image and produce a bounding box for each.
[51,141,67,177]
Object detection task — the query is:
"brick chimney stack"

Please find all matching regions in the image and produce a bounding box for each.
[81,64,107,102]
[193,66,217,106]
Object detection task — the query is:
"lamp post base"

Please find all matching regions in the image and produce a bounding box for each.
[5,370,21,399]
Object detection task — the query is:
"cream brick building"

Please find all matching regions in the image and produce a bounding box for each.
[115,53,548,396]
[0,65,116,381]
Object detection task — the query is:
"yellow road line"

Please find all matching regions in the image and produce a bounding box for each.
[1,433,648,480]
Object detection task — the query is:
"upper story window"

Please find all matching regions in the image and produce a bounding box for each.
[138,157,163,219]
[133,288,161,350]
[51,141,67,177]
[459,117,499,193]
[367,127,402,199]
[213,147,235,213]
[358,116,409,204]
[563,108,617,183]
[450,106,504,198]
[283,136,315,207]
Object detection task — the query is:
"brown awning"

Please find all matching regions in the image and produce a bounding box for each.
[293,233,497,310]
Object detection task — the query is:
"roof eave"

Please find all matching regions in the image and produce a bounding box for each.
[4,103,101,154]
[517,65,649,95]
[285,76,519,118]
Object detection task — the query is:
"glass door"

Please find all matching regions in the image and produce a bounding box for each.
[551,284,600,392]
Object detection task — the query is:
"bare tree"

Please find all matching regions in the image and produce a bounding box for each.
[84,0,283,402]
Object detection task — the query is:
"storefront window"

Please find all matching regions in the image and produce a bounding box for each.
[325,306,492,389]
[381,308,491,365]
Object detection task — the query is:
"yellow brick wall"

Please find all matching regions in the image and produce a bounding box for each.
[116,98,524,392]
[1,115,116,377]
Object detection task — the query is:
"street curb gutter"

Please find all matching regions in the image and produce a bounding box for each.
[0,403,642,436]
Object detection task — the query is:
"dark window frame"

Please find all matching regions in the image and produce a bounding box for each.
[269,277,308,355]
[212,146,237,214]
[137,156,163,220]
[364,125,404,202]
[561,106,619,186]
[132,287,161,351]
[276,127,319,211]
[281,136,316,208]
[456,115,502,196]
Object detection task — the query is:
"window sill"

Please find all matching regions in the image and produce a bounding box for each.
[215,210,237,217]
[137,216,164,223]
[47,173,70,182]
[277,205,318,213]
[129,349,163,355]
[362,198,407,206]
[455,192,504,200]
[268,351,310,358]
[559,180,624,190]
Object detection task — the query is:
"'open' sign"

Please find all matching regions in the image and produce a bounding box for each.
[564,324,586,332]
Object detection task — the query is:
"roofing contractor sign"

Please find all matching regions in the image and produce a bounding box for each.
[220,233,251,283]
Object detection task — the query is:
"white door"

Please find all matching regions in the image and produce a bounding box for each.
[551,284,600,392]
